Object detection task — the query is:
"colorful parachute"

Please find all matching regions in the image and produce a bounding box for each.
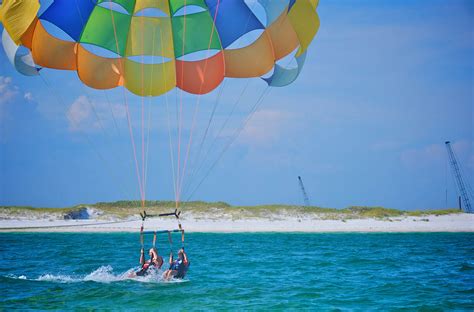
[0,0,319,96]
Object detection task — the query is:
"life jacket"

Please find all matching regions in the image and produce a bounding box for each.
[138,257,163,276]
[172,259,190,279]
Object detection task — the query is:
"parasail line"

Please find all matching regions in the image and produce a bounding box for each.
[72,0,112,142]
[144,91,153,196]
[184,32,288,198]
[79,84,111,138]
[108,3,145,208]
[185,87,273,201]
[183,4,299,199]
[160,30,178,203]
[176,0,189,209]
[177,0,222,202]
[141,43,145,205]
[186,80,226,185]
[143,26,157,197]
[183,79,251,195]
[181,0,260,195]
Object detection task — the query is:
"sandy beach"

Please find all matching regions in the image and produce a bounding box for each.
[1,213,473,233]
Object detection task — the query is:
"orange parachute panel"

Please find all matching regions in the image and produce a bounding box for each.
[77,45,122,90]
[176,51,225,94]
[267,10,299,61]
[224,33,274,78]
[20,17,38,49]
[31,21,77,70]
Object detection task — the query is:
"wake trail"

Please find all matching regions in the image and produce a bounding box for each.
[4,265,189,284]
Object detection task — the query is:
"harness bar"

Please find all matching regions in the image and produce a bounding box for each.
[140,209,181,221]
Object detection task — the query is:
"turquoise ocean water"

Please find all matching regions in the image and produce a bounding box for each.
[1,232,473,310]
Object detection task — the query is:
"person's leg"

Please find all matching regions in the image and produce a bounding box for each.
[168,270,178,279]
[163,270,177,280]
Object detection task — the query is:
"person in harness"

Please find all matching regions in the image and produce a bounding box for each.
[163,248,189,280]
[130,247,163,277]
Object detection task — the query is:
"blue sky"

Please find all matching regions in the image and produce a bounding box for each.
[0,0,472,210]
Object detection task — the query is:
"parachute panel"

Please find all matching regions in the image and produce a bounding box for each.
[266,10,299,61]
[124,59,176,96]
[264,52,307,87]
[1,0,320,94]
[19,16,37,49]
[134,0,171,15]
[2,28,39,76]
[97,0,136,15]
[32,22,77,70]
[288,0,320,56]
[77,45,123,90]
[204,0,264,48]
[169,0,208,15]
[80,6,132,56]
[176,51,225,94]
[256,0,289,26]
[171,11,222,58]
[126,16,174,58]
[0,0,39,44]
[40,0,95,41]
[224,32,274,78]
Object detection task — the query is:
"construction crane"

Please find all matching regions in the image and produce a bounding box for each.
[445,141,473,213]
[298,176,311,207]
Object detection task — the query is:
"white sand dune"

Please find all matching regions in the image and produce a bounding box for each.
[1,213,473,233]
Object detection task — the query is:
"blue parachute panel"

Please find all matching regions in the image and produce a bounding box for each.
[263,52,306,87]
[257,0,289,26]
[40,0,96,41]
[289,0,297,10]
[205,0,264,48]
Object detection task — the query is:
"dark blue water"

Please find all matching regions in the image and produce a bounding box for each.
[0,233,473,310]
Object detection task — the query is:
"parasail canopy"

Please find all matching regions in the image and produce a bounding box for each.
[0,0,320,96]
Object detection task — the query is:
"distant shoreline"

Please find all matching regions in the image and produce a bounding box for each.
[1,201,472,233]
[1,214,473,233]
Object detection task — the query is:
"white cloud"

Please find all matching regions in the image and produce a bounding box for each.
[24,92,34,101]
[0,76,20,121]
[67,95,93,132]
[0,76,19,104]
[66,95,126,132]
[237,109,292,147]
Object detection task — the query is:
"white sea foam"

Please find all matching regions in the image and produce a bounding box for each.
[37,274,80,283]
[84,265,128,283]
[4,266,188,284]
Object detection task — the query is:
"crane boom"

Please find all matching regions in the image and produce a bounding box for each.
[298,176,311,207]
[445,141,473,213]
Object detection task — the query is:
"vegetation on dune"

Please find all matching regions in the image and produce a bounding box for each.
[342,206,403,218]
[0,201,462,220]
[406,209,460,217]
